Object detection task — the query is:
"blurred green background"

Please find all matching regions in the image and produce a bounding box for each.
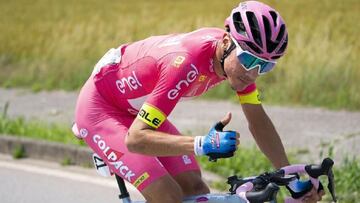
[0,0,359,110]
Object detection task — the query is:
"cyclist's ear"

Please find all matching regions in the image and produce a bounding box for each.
[221,33,231,50]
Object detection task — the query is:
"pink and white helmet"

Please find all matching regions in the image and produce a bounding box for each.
[225,1,288,60]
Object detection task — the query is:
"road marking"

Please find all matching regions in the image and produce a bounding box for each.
[0,159,118,187]
[0,159,140,196]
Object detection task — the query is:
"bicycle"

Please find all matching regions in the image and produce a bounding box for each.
[92,153,337,203]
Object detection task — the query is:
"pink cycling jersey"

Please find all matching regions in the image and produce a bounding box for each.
[74,27,258,191]
[92,27,256,128]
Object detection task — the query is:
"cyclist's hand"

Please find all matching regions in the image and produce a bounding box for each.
[301,186,325,203]
[194,112,240,161]
[287,178,325,203]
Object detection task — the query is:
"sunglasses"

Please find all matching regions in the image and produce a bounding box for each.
[230,35,276,75]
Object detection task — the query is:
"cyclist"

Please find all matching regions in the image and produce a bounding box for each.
[74,1,324,202]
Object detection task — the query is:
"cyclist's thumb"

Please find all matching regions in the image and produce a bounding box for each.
[214,112,232,131]
[221,112,232,126]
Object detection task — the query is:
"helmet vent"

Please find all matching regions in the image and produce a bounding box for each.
[246,11,262,48]
[275,24,286,45]
[244,41,263,54]
[263,15,276,53]
[232,12,246,36]
[263,16,272,41]
[269,11,278,27]
[271,55,281,60]
[276,34,288,54]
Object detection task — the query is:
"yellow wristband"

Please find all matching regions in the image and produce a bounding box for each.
[238,89,261,104]
[137,103,166,128]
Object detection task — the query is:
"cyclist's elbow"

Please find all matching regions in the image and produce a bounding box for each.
[126,119,153,153]
[125,130,146,153]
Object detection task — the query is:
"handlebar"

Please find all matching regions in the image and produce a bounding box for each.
[228,172,296,202]
[245,183,279,203]
[227,158,336,203]
[282,157,336,202]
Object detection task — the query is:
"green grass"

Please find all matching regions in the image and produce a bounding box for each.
[61,157,73,166]
[197,146,273,178]
[0,116,84,146]
[12,144,25,159]
[331,156,360,202]
[0,115,359,201]
[0,0,359,110]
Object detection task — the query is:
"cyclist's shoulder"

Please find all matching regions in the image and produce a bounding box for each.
[122,27,223,61]
[180,27,224,52]
[186,27,225,37]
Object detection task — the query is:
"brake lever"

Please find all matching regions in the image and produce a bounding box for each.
[227,175,250,194]
[327,169,337,202]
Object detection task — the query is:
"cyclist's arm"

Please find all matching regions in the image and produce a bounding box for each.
[242,101,324,200]
[237,85,289,168]
[241,103,289,168]
[126,119,195,156]
[126,53,199,156]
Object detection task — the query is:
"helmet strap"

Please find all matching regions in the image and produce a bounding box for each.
[220,42,236,77]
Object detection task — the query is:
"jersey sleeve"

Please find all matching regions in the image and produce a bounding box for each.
[137,53,199,128]
[236,83,261,104]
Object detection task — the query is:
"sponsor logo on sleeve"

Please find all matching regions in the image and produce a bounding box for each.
[133,172,150,188]
[173,56,186,68]
[116,71,142,94]
[167,64,199,100]
[198,75,207,82]
[137,103,166,128]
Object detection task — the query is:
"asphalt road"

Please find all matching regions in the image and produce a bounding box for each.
[0,154,223,203]
[0,154,145,203]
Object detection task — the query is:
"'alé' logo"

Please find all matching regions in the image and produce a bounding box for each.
[168,64,199,100]
[116,71,142,94]
[138,109,162,127]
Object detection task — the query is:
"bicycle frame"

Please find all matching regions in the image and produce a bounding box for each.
[115,174,278,203]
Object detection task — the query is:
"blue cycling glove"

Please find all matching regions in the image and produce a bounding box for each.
[286,173,324,199]
[194,121,237,161]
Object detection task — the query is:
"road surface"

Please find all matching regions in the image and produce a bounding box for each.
[0,88,359,162]
[0,154,145,203]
